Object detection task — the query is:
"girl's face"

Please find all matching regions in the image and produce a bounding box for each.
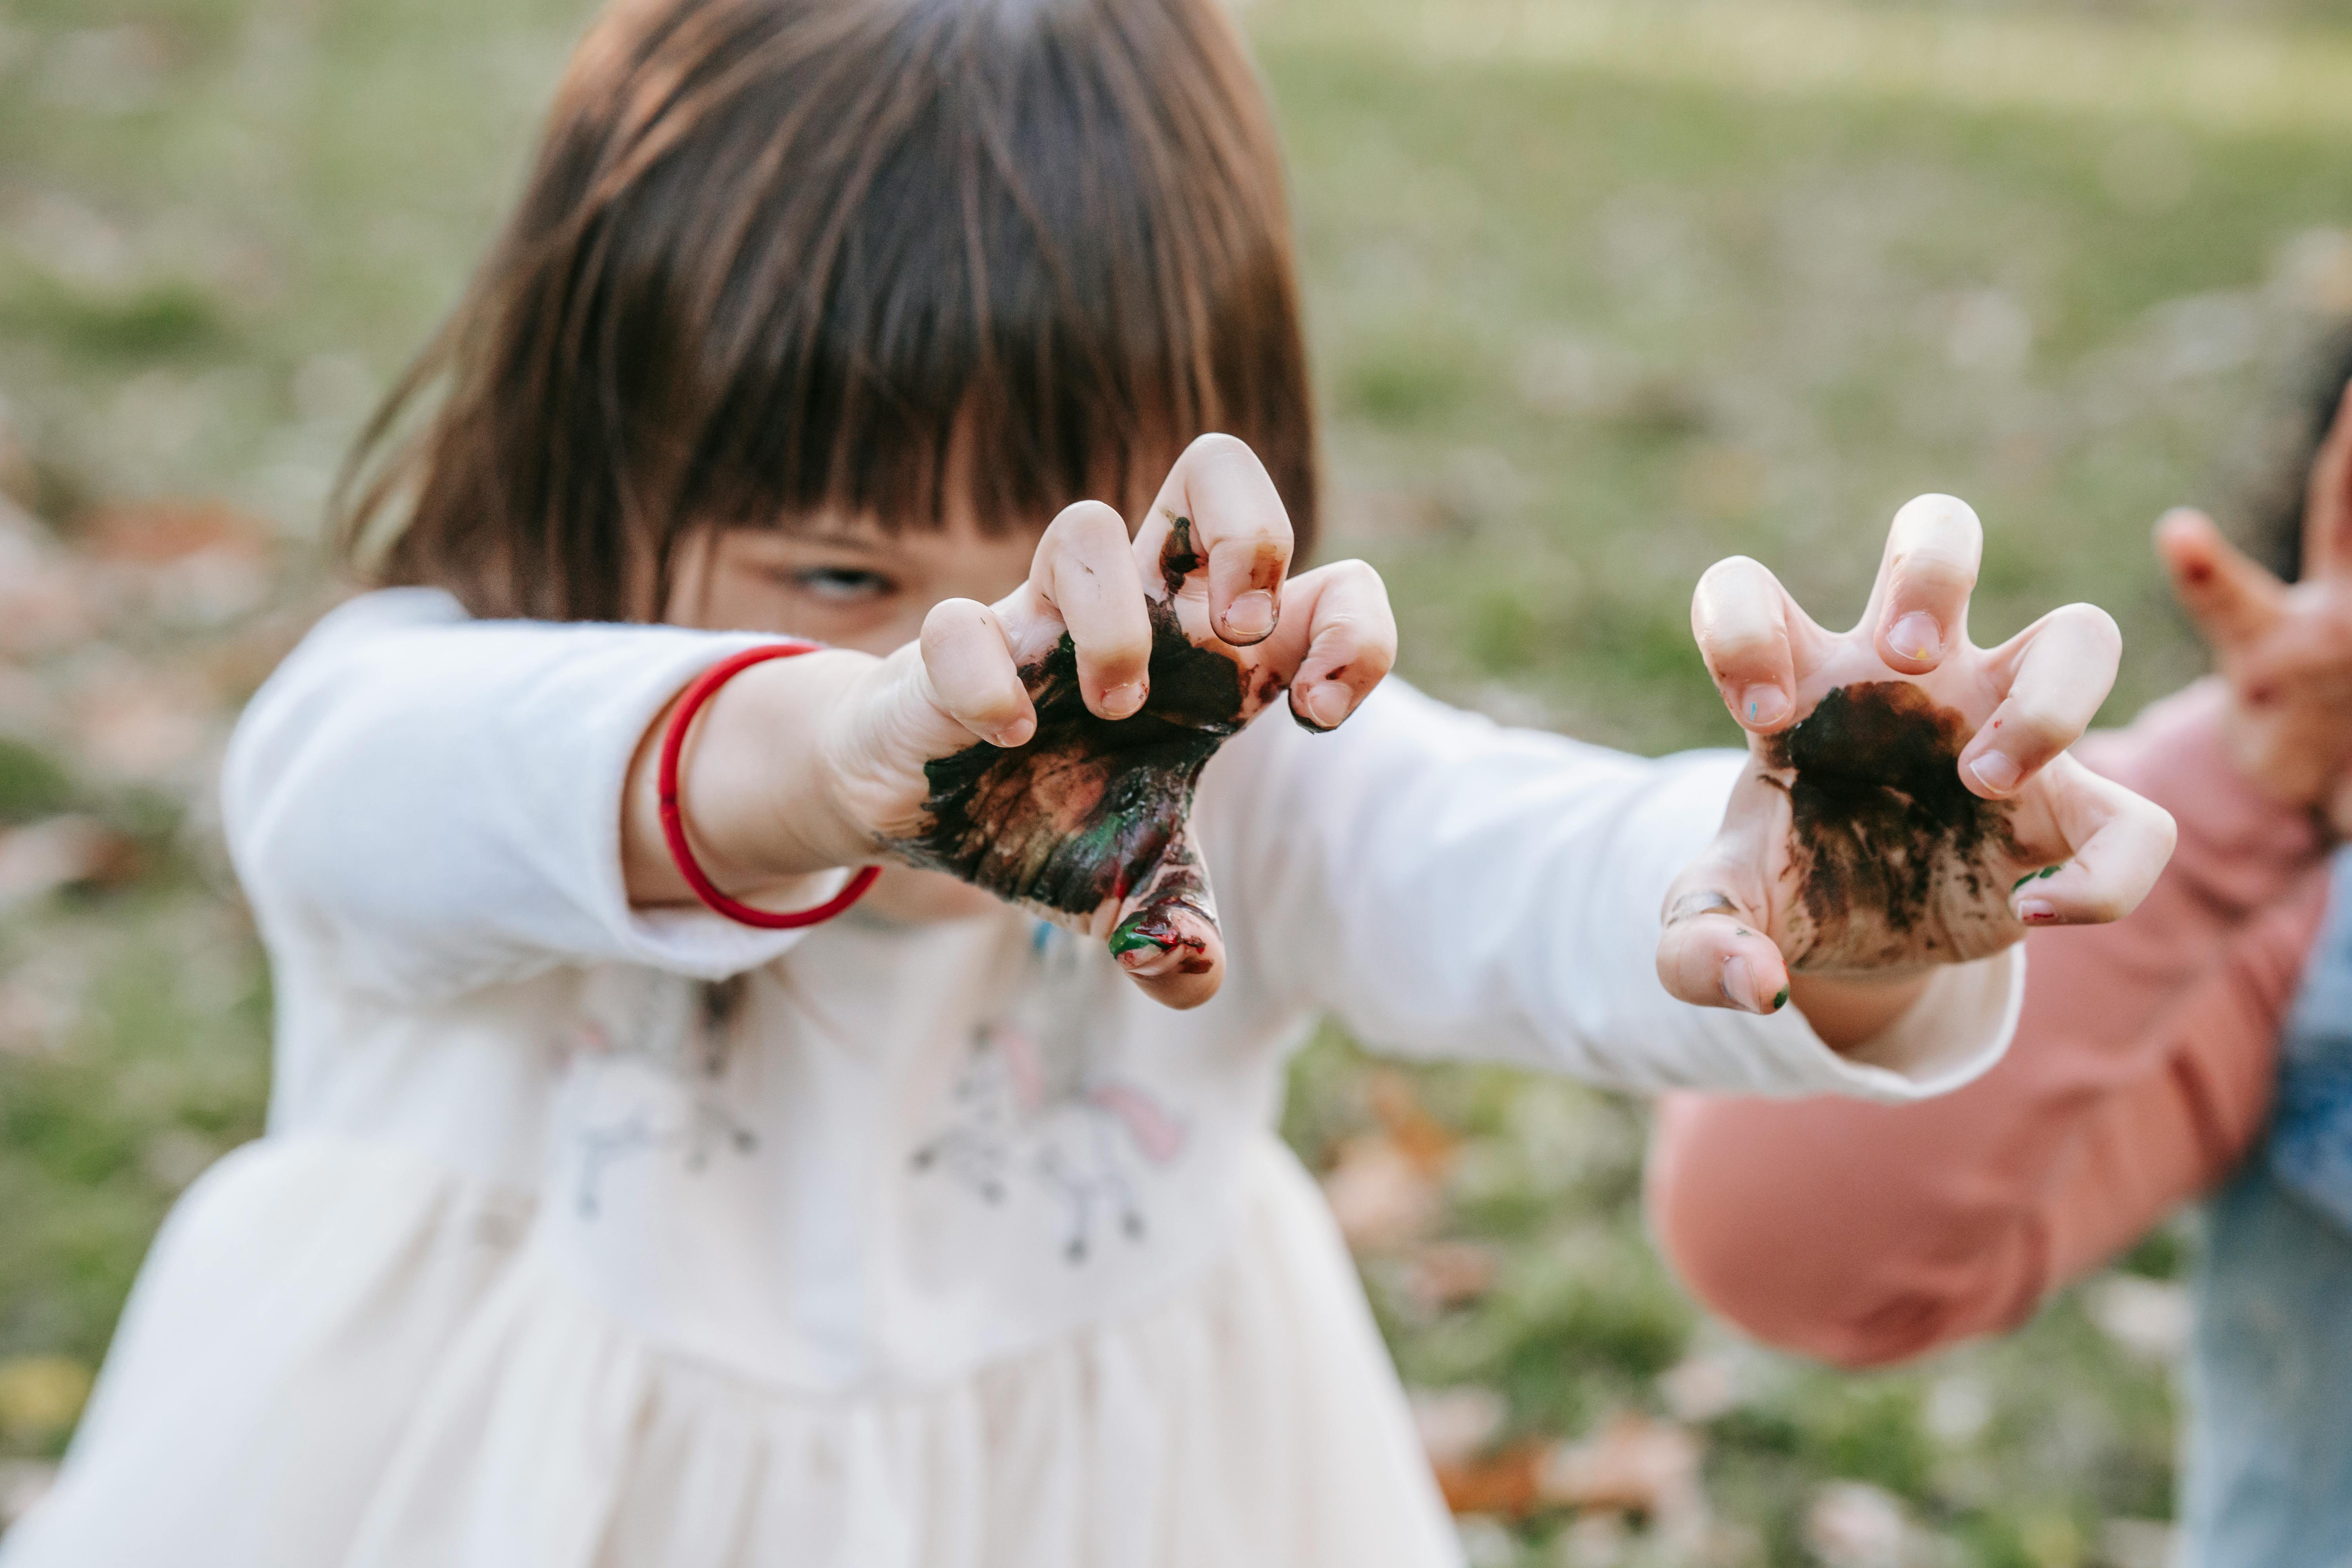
[664,506,1049,925]
[667,511,1040,656]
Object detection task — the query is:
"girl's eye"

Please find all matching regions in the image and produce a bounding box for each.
[791,566,897,602]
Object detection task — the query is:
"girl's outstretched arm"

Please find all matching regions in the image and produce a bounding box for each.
[1208,679,2025,1101]
[222,592,868,1000]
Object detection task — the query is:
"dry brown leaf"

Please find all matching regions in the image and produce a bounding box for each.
[1321,1132,1445,1252]
[1538,1412,1703,1516]
[0,503,98,658]
[0,817,140,906]
[1410,1385,1510,1468]
[80,498,272,566]
[80,499,276,626]
[1403,1238,1501,1312]
[68,660,218,779]
[1433,1441,1544,1516]
[1363,1067,1457,1175]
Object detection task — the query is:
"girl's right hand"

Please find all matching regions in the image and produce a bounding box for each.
[811,434,1395,1010]
[2158,381,2352,834]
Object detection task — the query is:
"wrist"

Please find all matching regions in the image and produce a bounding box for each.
[681,648,881,887]
[1788,970,1932,1055]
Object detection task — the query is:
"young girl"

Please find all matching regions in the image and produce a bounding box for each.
[2,0,2172,1564]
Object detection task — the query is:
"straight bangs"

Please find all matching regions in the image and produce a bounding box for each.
[338,0,1318,623]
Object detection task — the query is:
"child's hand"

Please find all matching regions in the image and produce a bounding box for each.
[1657,494,2176,1026]
[2156,381,2352,834]
[823,435,1395,1009]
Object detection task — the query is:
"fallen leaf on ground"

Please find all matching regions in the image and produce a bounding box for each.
[67,660,217,780]
[0,503,97,657]
[1403,1239,1501,1312]
[1433,1442,1544,1516]
[0,817,140,906]
[1364,1068,1457,1174]
[80,499,276,626]
[1322,1132,1445,1252]
[1538,1412,1702,1517]
[1410,1385,1510,1467]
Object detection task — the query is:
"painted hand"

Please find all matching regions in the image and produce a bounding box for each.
[1657,494,2177,1013]
[821,434,1396,1009]
[2156,380,2352,835]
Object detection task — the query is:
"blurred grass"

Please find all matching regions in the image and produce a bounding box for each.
[6,0,2351,1561]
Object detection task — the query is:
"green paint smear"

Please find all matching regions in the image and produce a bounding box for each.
[1108,917,1172,956]
[1771,987,1790,1011]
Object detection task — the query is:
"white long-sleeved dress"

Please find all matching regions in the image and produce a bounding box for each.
[1,589,2021,1568]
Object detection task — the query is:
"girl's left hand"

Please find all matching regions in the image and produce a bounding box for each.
[1656,494,2178,1024]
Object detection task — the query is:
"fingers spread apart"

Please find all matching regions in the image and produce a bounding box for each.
[1960,603,2119,799]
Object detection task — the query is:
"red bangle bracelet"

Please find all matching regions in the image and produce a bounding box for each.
[657,643,881,929]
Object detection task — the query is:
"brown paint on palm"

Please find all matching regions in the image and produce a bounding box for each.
[885,518,1301,963]
[1764,681,2027,973]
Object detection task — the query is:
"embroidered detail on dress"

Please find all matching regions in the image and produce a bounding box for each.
[912,923,1189,1263]
[575,1097,759,1218]
[566,969,758,1218]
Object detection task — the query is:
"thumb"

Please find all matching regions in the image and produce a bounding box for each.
[1105,822,1224,1010]
[1655,875,1790,1016]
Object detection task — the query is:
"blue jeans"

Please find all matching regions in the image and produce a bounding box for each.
[2185,1165,2352,1567]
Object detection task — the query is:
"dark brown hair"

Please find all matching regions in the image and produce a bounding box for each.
[336,0,1317,622]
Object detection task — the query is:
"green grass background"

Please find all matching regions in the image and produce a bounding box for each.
[4,0,2350,1562]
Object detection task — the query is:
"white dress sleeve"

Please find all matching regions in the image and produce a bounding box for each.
[222,589,852,1001]
[1206,679,2021,1102]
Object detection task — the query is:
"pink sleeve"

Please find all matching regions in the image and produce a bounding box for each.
[1646,681,2328,1367]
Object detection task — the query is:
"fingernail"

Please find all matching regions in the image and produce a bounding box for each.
[2016,897,2058,924]
[1223,590,1277,641]
[1969,751,2022,794]
[1887,612,1943,664]
[993,715,1036,748]
[1740,684,1791,728]
[1304,682,1351,730]
[1720,955,1764,1014]
[1102,680,1147,719]
[1108,915,1172,957]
